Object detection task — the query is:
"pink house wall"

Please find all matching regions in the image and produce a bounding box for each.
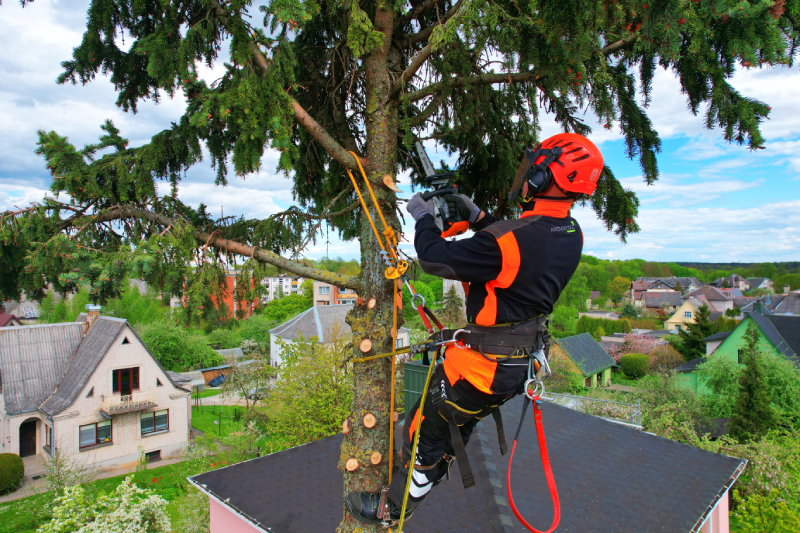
[210,498,264,533]
[700,490,730,533]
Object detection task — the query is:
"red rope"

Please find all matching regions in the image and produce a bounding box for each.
[506,397,560,533]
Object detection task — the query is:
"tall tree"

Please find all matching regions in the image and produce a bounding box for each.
[729,323,777,442]
[675,303,715,360]
[3,0,798,530]
[441,284,466,328]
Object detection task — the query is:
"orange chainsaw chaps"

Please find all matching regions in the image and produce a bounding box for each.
[442,220,469,238]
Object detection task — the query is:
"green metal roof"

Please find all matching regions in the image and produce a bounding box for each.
[554,333,617,376]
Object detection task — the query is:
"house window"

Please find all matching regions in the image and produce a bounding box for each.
[145,450,161,462]
[45,425,53,450]
[141,410,169,435]
[157,378,163,387]
[0,368,3,393]
[319,286,330,295]
[86,387,94,398]
[122,337,130,344]
[79,421,112,448]
[113,368,140,394]
[684,311,692,318]
[738,349,744,364]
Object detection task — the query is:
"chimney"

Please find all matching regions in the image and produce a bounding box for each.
[785,285,791,294]
[85,304,102,331]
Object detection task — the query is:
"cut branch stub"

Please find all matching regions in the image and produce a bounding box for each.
[356,297,366,306]
[363,413,377,428]
[342,419,349,434]
[345,458,359,472]
[367,298,377,309]
[359,338,373,353]
[383,175,402,192]
[370,452,383,465]
[393,411,399,422]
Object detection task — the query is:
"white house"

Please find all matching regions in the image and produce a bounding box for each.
[0,306,191,470]
[269,304,409,367]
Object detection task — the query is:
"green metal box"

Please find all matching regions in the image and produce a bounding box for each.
[404,359,432,415]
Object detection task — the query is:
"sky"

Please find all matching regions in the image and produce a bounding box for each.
[1,0,799,264]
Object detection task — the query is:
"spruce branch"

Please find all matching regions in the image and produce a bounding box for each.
[402,0,468,47]
[87,205,359,289]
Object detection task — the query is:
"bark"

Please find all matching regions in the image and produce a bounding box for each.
[336,2,402,531]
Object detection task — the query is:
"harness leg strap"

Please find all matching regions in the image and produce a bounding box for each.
[445,411,475,489]
[492,408,509,456]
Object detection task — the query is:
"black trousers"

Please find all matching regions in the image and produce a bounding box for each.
[386,363,523,510]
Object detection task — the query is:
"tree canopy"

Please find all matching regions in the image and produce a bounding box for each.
[3,0,800,530]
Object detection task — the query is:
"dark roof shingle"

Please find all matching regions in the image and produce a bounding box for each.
[191,400,746,532]
[554,333,617,376]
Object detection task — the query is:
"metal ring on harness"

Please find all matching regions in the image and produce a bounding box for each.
[410,293,426,309]
[524,379,544,400]
[452,328,469,348]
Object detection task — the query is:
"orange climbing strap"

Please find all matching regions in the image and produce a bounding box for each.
[506,396,561,533]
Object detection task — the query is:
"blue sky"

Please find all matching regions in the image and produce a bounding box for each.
[1,0,799,264]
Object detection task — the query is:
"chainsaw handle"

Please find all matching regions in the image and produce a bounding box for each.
[421,188,451,201]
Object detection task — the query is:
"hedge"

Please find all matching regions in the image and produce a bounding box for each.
[620,353,649,379]
[576,316,631,337]
[0,453,24,494]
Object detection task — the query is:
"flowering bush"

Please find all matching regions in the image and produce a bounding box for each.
[606,334,659,364]
[37,477,170,533]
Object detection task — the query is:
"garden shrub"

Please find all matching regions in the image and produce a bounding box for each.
[0,453,24,494]
[648,345,685,374]
[620,353,649,379]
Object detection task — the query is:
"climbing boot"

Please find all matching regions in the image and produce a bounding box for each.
[345,489,414,526]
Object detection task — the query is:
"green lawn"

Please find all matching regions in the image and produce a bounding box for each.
[193,387,223,399]
[611,372,643,387]
[0,461,193,533]
[191,403,245,436]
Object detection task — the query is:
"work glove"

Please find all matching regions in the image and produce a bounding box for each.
[444,194,481,224]
[406,193,435,222]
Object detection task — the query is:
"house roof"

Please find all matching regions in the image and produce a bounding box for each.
[642,291,683,308]
[676,357,707,373]
[0,322,86,415]
[215,347,244,360]
[732,297,756,308]
[0,313,21,327]
[748,313,800,363]
[190,400,746,533]
[40,317,128,416]
[683,287,730,301]
[270,304,353,342]
[746,277,770,287]
[773,293,800,315]
[702,331,732,343]
[167,371,192,383]
[554,333,617,375]
[642,329,671,337]
[589,290,601,299]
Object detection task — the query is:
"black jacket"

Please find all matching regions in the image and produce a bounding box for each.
[414,212,582,324]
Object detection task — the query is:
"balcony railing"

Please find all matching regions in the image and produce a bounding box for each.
[101,389,157,416]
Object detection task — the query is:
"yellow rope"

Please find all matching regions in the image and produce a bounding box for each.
[396,351,437,532]
[388,279,398,486]
[345,165,386,251]
[350,152,398,254]
[351,346,411,364]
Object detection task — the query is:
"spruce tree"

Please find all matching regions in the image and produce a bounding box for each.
[729,322,777,442]
[675,303,715,360]
[2,0,799,529]
[441,284,466,328]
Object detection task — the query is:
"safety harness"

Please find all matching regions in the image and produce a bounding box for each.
[345,153,560,533]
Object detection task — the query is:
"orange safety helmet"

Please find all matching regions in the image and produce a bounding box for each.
[508,133,604,203]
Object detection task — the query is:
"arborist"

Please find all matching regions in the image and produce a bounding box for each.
[345,133,604,527]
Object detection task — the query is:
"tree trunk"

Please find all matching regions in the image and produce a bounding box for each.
[337,3,401,531]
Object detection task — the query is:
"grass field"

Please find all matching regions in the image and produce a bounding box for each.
[192,387,223,399]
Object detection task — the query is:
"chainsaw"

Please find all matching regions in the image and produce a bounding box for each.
[414,141,469,238]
